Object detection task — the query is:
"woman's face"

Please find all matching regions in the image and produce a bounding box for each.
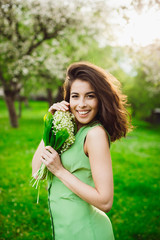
[69,79,99,130]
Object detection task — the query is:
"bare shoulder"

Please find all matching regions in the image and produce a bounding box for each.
[86,125,109,149]
[87,125,109,142]
[84,125,110,159]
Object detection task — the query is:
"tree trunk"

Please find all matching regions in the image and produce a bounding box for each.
[18,94,22,118]
[4,90,18,128]
[54,86,63,102]
[47,88,53,107]
[24,97,29,108]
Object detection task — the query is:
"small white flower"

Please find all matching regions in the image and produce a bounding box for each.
[52,111,76,154]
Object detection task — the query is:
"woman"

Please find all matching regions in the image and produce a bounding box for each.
[32,62,131,239]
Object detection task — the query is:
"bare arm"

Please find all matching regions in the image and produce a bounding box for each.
[32,139,45,177]
[42,126,114,212]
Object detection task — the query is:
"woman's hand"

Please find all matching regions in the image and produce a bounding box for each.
[48,101,70,115]
[41,146,64,177]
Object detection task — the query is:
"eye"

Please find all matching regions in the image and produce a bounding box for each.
[71,95,78,98]
[87,94,95,98]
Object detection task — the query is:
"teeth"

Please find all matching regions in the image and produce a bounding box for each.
[78,111,89,115]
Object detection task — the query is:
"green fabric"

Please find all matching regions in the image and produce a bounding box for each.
[48,122,114,240]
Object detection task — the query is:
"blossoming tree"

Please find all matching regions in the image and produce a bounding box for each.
[0,0,111,127]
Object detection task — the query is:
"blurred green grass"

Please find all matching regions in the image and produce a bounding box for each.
[0,99,160,240]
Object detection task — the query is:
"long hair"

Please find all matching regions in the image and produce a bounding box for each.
[63,61,132,142]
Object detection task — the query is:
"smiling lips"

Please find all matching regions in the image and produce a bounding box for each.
[77,110,90,117]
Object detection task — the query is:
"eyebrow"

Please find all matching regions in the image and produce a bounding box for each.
[71,91,96,95]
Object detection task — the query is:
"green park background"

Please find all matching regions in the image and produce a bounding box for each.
[0,1,160,240]
[0,99,160,240]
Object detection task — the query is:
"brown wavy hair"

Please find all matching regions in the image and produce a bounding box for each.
[63,61,132,142]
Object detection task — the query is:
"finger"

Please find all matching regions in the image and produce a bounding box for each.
[41,156,46,163]
[49,101,70,112]
[44,145,54,153]
[61,101,70,109]
[48,102,63,110]
[61,101,70,106]
[45,146,56,153]
[41,152,50,161]
[45,146,58,158]
[41,157,48,166]
[58,104,69,111]
[48,103,60,112]
[54,102,69,111]
[49,105,65,113]
[42,151,51,159]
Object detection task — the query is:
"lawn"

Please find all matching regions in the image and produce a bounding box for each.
[0,99,160,240]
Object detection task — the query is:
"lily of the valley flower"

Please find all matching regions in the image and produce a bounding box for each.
[31,110,77,202]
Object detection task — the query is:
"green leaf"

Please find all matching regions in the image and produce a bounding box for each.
[43,112,53,146]
[50,131,55,147]
[54,128,69,150]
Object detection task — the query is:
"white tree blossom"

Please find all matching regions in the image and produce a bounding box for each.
[0,0,112,127]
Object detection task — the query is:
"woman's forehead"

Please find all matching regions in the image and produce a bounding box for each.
[70,79,95,93]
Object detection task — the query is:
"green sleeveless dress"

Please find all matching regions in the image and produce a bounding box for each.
[48,122,115,240]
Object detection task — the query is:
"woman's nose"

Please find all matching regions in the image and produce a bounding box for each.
[78,98,87,108]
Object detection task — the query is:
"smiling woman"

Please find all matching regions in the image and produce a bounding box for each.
[69,80,99,130]
[64,62,131,141]
[32,61,132,240]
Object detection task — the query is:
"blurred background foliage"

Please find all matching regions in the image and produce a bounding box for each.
[0,0,160,127]
[0,0,160,239]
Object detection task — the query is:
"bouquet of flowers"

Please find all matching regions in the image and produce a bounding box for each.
[31,110,77,200]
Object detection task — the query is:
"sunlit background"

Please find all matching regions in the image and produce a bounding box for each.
[0,0,160,239]
[107,0,160,47]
